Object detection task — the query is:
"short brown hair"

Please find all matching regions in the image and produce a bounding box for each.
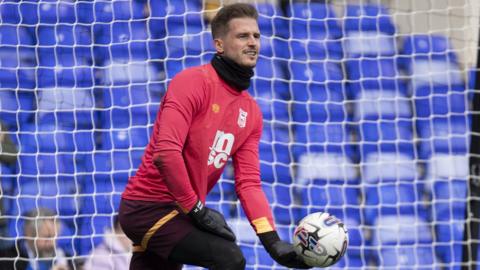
[211,3,258,39]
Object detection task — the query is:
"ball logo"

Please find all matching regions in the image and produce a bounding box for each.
[324,215,341,227]
[294,227,327,256]
[294,227,309,247]
[208,130,235,169]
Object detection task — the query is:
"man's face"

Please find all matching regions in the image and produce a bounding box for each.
[26,220,58,257]
[215,17,260,68]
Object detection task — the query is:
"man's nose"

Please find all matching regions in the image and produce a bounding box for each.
[247,36,257,47]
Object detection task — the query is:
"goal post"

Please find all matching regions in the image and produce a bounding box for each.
[0,0,478,269]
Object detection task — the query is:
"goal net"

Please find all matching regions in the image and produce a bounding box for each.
[0,0,477,269]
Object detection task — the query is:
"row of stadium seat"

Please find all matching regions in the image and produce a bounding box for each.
[211,172,466,269]
[1,155,466,268]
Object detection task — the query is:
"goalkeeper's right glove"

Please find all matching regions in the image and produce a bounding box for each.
[258,230,311,269]
[188,200,236,242]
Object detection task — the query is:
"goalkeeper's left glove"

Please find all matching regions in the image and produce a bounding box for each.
[258,230,311,269]
[188,200,236,242]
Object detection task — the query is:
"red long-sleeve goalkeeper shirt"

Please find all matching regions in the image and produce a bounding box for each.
[122,63,275,233]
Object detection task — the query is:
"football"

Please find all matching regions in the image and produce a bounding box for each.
[293,212,348,267]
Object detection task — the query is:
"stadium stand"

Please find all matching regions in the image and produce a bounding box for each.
[0,0,475,269]
[401,34,470,267]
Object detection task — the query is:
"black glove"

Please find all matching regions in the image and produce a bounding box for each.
[259,231,311,269]
[188,200,236,242]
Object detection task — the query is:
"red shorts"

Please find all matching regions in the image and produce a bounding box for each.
[118,198,195,268]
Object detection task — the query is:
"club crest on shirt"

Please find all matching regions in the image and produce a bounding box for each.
[212,103,220,113]
[237,108,248,128]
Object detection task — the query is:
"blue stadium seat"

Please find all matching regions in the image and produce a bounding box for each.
[286,5,344,60]
[83,152,132,182]
[37,0,76,24]
[251,58,289,122]
[0,1,21,24]
[0,90,35,131]
[289,60,347,164]
[19,149,79,176]
[164,51,216,81]
[377,246,439,270]
[425,154,468,184]
[35,21,94,88]
[0,25,36,90]
[361,146,417,178]
[7,0,76,25]
[291,61,344,83]
[343,4,396,57]
[34,23,96,128]
[287,3,342,39]
[299,182,360,209]
[77,176,127,254]
[99,85,156,129]
[401,35,464,88]
[290,63,345,124]
[289,62,344,113]
[148,0,202,44]
[293,122,353,157]
[401,35,468,159]
[251,82,289,122]
[259,124,292,184]
[344,4,396,35]
[414,84,467,117]
[20,123,96,154]
[345,58,398,83]
[91,0,146,23]
[360,121,414,143]
[94,19,165,100]
[158,1,210,78]
[351,88,412,122]
[416,116,469,158]
[94,20,150,65]
[255,2,288,38]
[362,165,436,267]
[363,182,424,222]
[402,34,458,61]
[429,178,466,266]
[160,0,205,54]
[100,127,150,150]
[368,212,438,269]
[14,176,78,218]
[205,179,236,216]
[37,25,93,67]
[165,30,215,59]
[77,151,130,254]
[240,244,275,270]
[289,39,343,61]
[259,36,289,62]
[35,85,96,128]
[255,44,289,77]
[261,184,302,225]
[2,1,37,25]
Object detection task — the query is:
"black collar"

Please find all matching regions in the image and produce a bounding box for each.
[210,54,254,91]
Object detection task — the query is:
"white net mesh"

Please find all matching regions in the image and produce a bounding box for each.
[0,0,477,269]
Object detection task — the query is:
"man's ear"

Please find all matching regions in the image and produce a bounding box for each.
[214,38,224,54]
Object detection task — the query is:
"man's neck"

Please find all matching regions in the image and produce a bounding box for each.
[210,54,254,91]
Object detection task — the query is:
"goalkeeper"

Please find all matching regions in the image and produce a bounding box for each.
[119,3,310,270]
